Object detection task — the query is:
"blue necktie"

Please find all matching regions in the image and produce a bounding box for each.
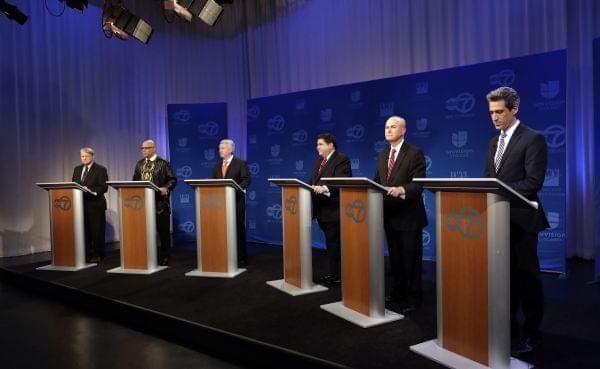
[494,132,507,173]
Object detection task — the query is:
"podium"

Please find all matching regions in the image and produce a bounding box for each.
[36,182,97,271]
[409,178,536,369]
[266,179,328,295]
[106,181,167,275]
[183,179,246,278]
[318,177,403,328]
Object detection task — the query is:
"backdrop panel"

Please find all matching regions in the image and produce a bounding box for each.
[247,50,566,273]
[594,37,600,281]
[167,103,228,243]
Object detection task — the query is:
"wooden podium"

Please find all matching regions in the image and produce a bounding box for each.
[183,179,246,278]
[36,182,97,271]
[106,181,167,275]
[409,178,535,369]
[266,179,328,296]
[318,177,403,328]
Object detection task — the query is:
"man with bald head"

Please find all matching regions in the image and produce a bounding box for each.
[374,116,427,314]
[133,139,177,266]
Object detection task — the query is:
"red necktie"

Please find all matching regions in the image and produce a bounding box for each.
[318,158,328,175]
[386,149,396,185]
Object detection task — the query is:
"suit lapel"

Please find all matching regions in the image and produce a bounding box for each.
[317,151,337,180]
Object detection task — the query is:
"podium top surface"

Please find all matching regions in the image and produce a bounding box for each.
[267,178,313,191]
[184,179,243,192]
[106,180,161,192]
[36,181,91,193]
[413,178,537,209]
[319,177,388,193]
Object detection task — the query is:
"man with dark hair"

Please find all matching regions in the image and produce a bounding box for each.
[374,116,427,313]
[133,140,177,266]
[484,86,549,355]
[309,133,352,284]
[72,147,108,263]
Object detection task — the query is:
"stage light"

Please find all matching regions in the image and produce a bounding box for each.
[163,0,192,22]
[0,0,28,25]
[60,0,88,13]
[102,1,153,44]
[198,0,223,26]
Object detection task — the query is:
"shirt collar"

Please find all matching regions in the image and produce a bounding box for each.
[147,154,158,162]
[502,119,520,139]
[223,155,234,165]
[390,140,404,154]
[325,150,335,161]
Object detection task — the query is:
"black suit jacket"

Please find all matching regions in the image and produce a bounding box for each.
[72,163,108,210]
[212,156,251,210]
[132,156,177,212]
[308,151,352,223]
[374,142,427,231]
[484,123,550,233]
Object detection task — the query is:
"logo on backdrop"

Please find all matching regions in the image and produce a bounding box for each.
[345,200,366,224]
[249,134,257,144]
[178,138,188,147]
[320,108,333,122]
[124,195,143,211]
[197,121,219,137]
[268,145,284,165]
[348,90,363,108]
[295,99,305,110]
[178,221,195,233]
[267,115,285,133]
[172,110,191,123]
[543,125,566,150]
[540,80,560,99]
[346,124,365,141]
[489,69,516,86]
[534,81,565,111]
[247,105,260,120]
[295,160,304,171]
[450,170,469,178]
[374,140,388,153]
[270,144,281,157]
[204,149,215,161]
[202,194,225,211]
[446,207,483,239]
[412,118,431,139]
[425,155,432,175]
[267,204,283,220]
[422,230,431,246]
[285,196,298,215]
[544,168,560,188]
[248,190,257,201]
[379,102,395,117]
[248,163,260,176]
[176,166,193,178]
[248,219,256,230]
[351,158,360,170]
[452,131,468,148]
[416,82,429,95]
[292,129,308,144]
[53,196,71,211]
[179,193,190,204]
[445,92,475,114]
[547,212,560,229]
[446,131,474,158]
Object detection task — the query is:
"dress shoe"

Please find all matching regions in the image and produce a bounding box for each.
[400,303,420,314]
[238,260,248,268]
[317,274,334,284]
[158,256,170,266]
[89,256,102,263]
[511,336,540,356]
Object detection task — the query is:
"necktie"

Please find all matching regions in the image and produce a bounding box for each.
[142,159,153,181]
[81,165,88,182]
[318,157,328,175]
[222,161,228,178]
[495,132,507,173]
[386,148,396,185]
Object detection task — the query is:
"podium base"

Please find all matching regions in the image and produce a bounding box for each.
[36,263,97,272]
[410,340,532,369]
[266,279,328,296]
[106,266,168,275]
[320,301,403,328]
[185,268,246,278]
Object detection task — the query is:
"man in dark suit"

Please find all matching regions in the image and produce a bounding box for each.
[374,116,427,313]
[308,133,352,284]
[133,139,177,266]
[211,139,251,267]
[72,147,108,263]
[484,87,549,355]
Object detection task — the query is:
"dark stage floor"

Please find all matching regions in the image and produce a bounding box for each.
[1,244,599,369]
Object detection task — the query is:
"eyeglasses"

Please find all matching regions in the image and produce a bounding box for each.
[140,146,155,150]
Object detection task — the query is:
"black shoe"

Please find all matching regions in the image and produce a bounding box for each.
[158,256,169,266]
[317,274,334,284]
[400,303,420,314]
[238,260,248,268]
[329,275,341,285]
[511,336,539,356]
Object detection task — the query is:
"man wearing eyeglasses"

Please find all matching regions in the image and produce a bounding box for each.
[133,139,177,266]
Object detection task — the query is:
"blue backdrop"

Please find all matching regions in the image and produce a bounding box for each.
[594,37,600,282]
[246,50,567,273]
[167,103,228,243]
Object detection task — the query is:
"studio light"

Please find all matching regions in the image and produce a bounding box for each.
[198,0,223,26]
[0,0,28,25]
[102,1,153,44]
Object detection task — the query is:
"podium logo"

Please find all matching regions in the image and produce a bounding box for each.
[267,204,283,220]
[267,115,285,132]
[446,93,475,113]
[345,200,366,224]
[178,137,188,147]
[351,158,360,170]
[379,102,395,117]
[446,207,483,239]
[124,195,143,211]
[489,69,515,86]
[248,190,257,201]
[248,105,260,120]
[202,194,224,211]
[295,99,305,110]
[543,125,565,149]
[416,118,428,131]
[547,212,560,229]
[540,81,560,99]
[176,166,193,178]
[172,110,190,123]
[320,108,332,122]
[285,196,298,215]
[53,196,71,211]
[204,149,215,161]
[198,121,219,137]
[374,140,388,153]
[249,163,260,176]
[422,230,431,246]
[270,144,281,157]
[452,131,468,148]
[178,221,195,233]
[346,124,365,140]
[295,160,304,171]
[179,194,190,204]
[292,129,308,143]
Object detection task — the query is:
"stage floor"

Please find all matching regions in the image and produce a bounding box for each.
[1,244,599,369]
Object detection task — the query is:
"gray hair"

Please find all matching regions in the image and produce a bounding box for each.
[486,87,520,110]
[220,139,235,151]
[385,116,406,128]
[80,147,95,156]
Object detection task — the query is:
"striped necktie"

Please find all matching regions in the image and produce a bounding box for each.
[494,132,507,173]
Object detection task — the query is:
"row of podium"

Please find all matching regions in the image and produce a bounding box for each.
[37,177,535,369]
